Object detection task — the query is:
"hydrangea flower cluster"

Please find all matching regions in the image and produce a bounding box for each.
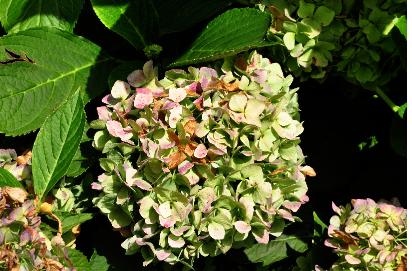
[324,199,407,271]
[0,149,81,270]
[91,51,313,265]
[0,187,72,271]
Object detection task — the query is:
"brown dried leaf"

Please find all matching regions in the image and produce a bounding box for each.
[332,230,358,246]
[207,80,240,92]
[4,187,28,203]
[167,151,187,169]
[44,258,64,271]
[396,257,407,271]
[184,119,197,137]
[16,150,32,165]
[300,165,316,177]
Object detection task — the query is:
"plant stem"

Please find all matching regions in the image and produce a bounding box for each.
[374,87,399,113]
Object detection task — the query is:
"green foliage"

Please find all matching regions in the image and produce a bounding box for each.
[170,8,274,67]
[0,0,84,33]
[244,234,308,266]
[0,168,23,187]
[0,28,112,135]
[91,0,158,50]
[32,91,85,200]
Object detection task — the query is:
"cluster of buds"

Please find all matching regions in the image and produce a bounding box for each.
[91,51,313,265]
[325,198,407,271]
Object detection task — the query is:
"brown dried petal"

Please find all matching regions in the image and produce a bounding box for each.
[183,119,197,137]
[167,152,187,169]
[4,187,28,204]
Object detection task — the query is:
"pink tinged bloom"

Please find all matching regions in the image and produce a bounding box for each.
[178,161,194,174]
[193,97,203,110]
[106,120,134,143]
[162,101,178,110]
[234,221,251,234]
[194,144,208,158]
[127,69,145,87]
[253,229,269,244]
[101,94,117,105]
[91,182,103,190]
[155,250,171,261]
[331,201,341,215]
[159,216,176,228]
[282,201,302,212]
[168,105,182,128]
[135,179,152,191]
[170,226,190,237]
[111,80,131,100]
[199,67,218,89]
[134,88,153,109]
[277,209,294,221]
[252,69,268,84]
[168,235,185,248]
[345,255,361,265]
[168,88,187,103]
[324,239,338,249]
[208,222,225,240]
[97,106,111,121]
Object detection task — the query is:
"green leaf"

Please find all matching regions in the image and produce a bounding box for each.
[397,102,407,119]
[61,213,93,233]
[68,249,91,271]
[170,8,273,67]
[90,250,109,271]
[66,147,89,178]
[91,0,158,50]
[313,6,335,26]
[244,235,307,266]
[108,60,144,87]
[244,236,287,266]
[297,2,315,18]
[0,0,84,33]
[154,0,232,35]
[0,28,113,136]
[32,90,85,200]
[285,236,308,253]
[395,15,406,38]
[0,168,23,187]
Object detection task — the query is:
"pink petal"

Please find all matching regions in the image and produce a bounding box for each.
[168,235,185,248]
[253,229,269,244]
[194,144,208,158]
[234,221,251,234]
[91,182,102,190]
[155,250,171,261]
[97,106,111,121]
[169,88,187,103]
[331,201,341,215]
[136,179,152,191]
[345,255,361,265]
[127,69,145,87]
[106,120,133,142]
[111,80,131,99]
[283,201,302,212]
[178,161,194,174]
[134,88,153,109]
[277,209,294,221]
[170,226,190,237]
[159,216,176,228]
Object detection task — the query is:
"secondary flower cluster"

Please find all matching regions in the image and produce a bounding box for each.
[0,187,72,271]
[91,51,313,265]
[325,199,407,271]
[0,149,81,270]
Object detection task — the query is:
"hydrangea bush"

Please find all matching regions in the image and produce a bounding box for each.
[324,199,407,270]
[91,51,315,265]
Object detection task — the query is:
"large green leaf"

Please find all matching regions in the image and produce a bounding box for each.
[90,250,109,271]
[0,28,113,136]
[170,8,273,67]
[244,235,308,266]
[61,213,93,233]
[0,168,23,187]
[68,249,91,271]
[32,90,85,200]
[0,0,84,33]
[91,0,158,50]
[154,0,232,35]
